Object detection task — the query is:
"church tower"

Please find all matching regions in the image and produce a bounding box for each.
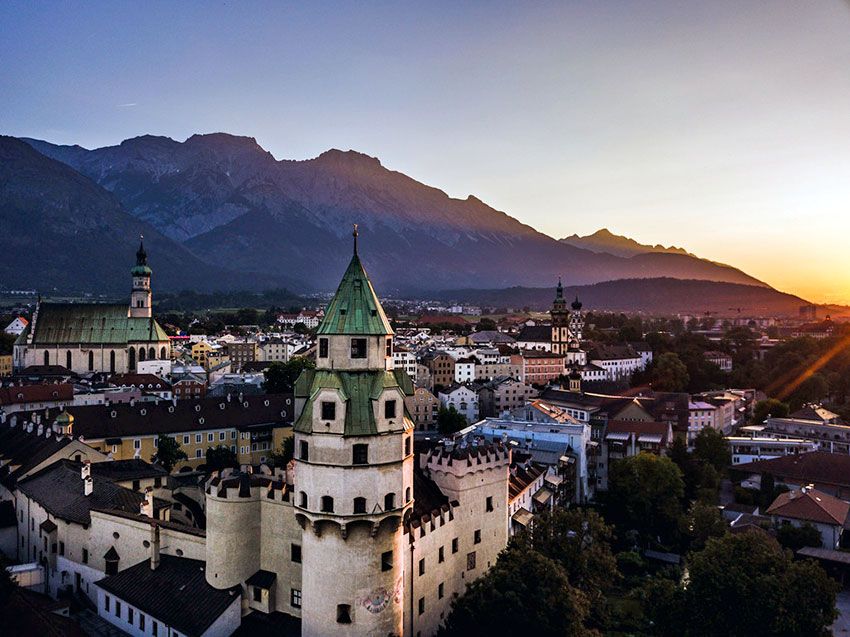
[569,295,584,342]
[292,226,414,637]
[551,278,570,354]
[129,237,152,318]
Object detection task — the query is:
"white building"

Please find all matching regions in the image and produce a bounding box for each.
[4,316,29,336]
[727,435,818,465]
[438,384,479,423]
[392,347,418,381]
[688,401,719,445]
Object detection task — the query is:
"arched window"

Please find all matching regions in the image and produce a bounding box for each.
[88,351,94,372]
[160,346,167,359]
[139,348,146,362]
[405,487,411,503]
[299,492,307,508]
[109,351,116,374]
[43,350,49,366]
[320,496,334,513]
[353,497,366,514]
[65,351,72,369]
[149,347,155,360]
[384,493,395,511]
[128,347,136,370]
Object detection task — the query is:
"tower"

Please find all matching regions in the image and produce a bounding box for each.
[569,295,584,342]
[129,237,152,318]
[550,278,570,354]
[293,226,414,637]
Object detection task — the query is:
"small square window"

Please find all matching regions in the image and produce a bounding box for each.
[337,604,352,624]
[385,400,397,419]
[353,444,368,465]
[467,551,477,570]
[350,338,367,359]
[183,435,190,445]
[321,402,336,421]
[291,589,302,609]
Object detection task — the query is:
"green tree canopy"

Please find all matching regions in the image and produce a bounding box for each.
[205,445,238,472]
[692,427,731,474]
[151,434,187,473]
[777,522,823,552]
[437,405,468,436]
[650,352,690,392]
[439,548,593,637]
[268,436,294,468]
[752,398,789,425]
[263,357,316,394]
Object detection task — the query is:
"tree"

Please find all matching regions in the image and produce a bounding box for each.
[151,435,187,473]
[475,317,497,332]
[268,437,294,468]
[205,445,238,472]
[777,522,823,552]
[606,453,685,545]
[512,509,618,627]
[681,501,727,552]
[751,398,789,425]
[0,553,17,609]
[437,405,467,436]
[650,352,689,392]
[263,357,315,393]
[692,427,731,474]
[681,533,838,637]
[439,548,593,637]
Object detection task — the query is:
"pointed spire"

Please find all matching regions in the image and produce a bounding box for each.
[136,235,147,266]
[556,277,564,299]
[572,295,583,311]
[353,224,359,256]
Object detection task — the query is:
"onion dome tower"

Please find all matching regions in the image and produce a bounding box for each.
[569,295,584,342]
[550,277,570,354]
[129,236,152,318]
[292,226,414,637]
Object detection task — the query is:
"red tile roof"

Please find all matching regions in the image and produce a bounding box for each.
[0,383,73,405]
[766,487,850,526]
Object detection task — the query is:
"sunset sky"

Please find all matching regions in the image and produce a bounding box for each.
[3,1,849,303]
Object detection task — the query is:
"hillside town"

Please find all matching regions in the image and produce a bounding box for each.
[0,235,846,636]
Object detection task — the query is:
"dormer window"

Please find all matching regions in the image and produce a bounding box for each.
[321,402,336,420]
[319,338,329,359]
[384,400,397,419]
[350,338,367,359]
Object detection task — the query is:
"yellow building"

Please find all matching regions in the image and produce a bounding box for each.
[191,340,215,368]
[0,354,12,377]
[31,395,294,471]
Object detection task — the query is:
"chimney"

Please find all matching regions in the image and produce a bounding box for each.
[36,424,43,437]
[140,487,154,517]
[81,460,91,480]
[84,476,93,496]
[26,422,33,434]
[150,524,160,570]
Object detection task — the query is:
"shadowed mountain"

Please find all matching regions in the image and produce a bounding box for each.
[23,134,767,293]
[0,136,293,294]
[560,228,692,258]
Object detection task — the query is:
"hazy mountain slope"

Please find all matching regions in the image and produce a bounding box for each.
[560,228,692,258]
[433,278,807,316]
[22,134,767,292]
[0,136,291,293]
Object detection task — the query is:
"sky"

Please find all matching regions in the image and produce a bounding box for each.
[2,1,850,303]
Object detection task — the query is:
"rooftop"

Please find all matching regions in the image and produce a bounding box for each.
[766,487,850,526]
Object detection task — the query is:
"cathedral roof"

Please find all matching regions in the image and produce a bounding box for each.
[20,303,168,345]
[317,249,392,336]
[293,367,413,436]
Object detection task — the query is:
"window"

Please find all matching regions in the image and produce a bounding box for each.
[404,436,411,456]
[438,546,445,563]
[337,604,352,624]
[291,544,302,563]
[82,548,89,564]
[299,492,308,508]
[467,551,477,570]
[196,449,202,459]
[406,487,411,503]
[350,338,367,359]
[134,439,141,450]
[253,587,262,602]
[452,538,459,554]
[291,589,302,609]
[386,337,392,357]
[183,435,190,445]
[438,582,445,599]
[321,401,336,420]
[321,496,334,513]
[474,529,481,544]
[384,400,397,419]
[418,597,425,615]
[319,338,329,358]
[88,351,94,372]
[195,434,202,444]
[419,558,425,576]
[208,433,214,443]
[59,541,64,556]
[352,444,368,465]
[353,497,366,514]
[128,608,134,623]
[106,558,118,576]
[104,596,110,613]
[384,493,395,511]
[115,601,121,617]
[381,550,393,572]
[219,432,225,441]
[300,441,309,461]
[139,613,145,630]
[152,621,158,636]
[486,496,494,512]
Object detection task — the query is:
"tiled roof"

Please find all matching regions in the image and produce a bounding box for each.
[16,459,156,525]
[731,452,850,489]
[317,253,392,336]
[766,487,850,526]
[517,326,551,342]
[17,394,293,440]
[108,374,171,390]
[788,404,842,424]
[0,383,74,405]
[23,303,168,345]
[509,462,545,501]
[90,459,168,482]
[95,555,240,637]
[0,427,75,487]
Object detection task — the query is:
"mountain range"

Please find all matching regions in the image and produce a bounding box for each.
[1,133,770,298]
[560,228,692,258]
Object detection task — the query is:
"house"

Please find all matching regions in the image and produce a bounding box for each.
[404,387,439,431]
[477,377,537,418]
[730,452,850,500]
[600,420,673,490]
[516,325,552,352]
[703,350,733,372]
[225,341,258,371]
[727,435,818,465]
[0,354,11,377]
[688,401,719,445]
[392,346,418,381]
[763,404,850,454]
[515,350,565,386]
[109,374,173,400]
[4,316,28,336]
[766,486,850,549]
[0,383,74,414]
[588,344,644,382]
[508,460,547,536]
[438,383,479,423]
[422,352,456,390]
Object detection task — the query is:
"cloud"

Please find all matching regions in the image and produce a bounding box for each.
[118,103,138,108]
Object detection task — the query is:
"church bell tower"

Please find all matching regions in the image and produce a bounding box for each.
[129,237,152,318]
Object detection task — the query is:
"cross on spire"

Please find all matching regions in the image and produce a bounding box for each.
[353,223,359,255]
